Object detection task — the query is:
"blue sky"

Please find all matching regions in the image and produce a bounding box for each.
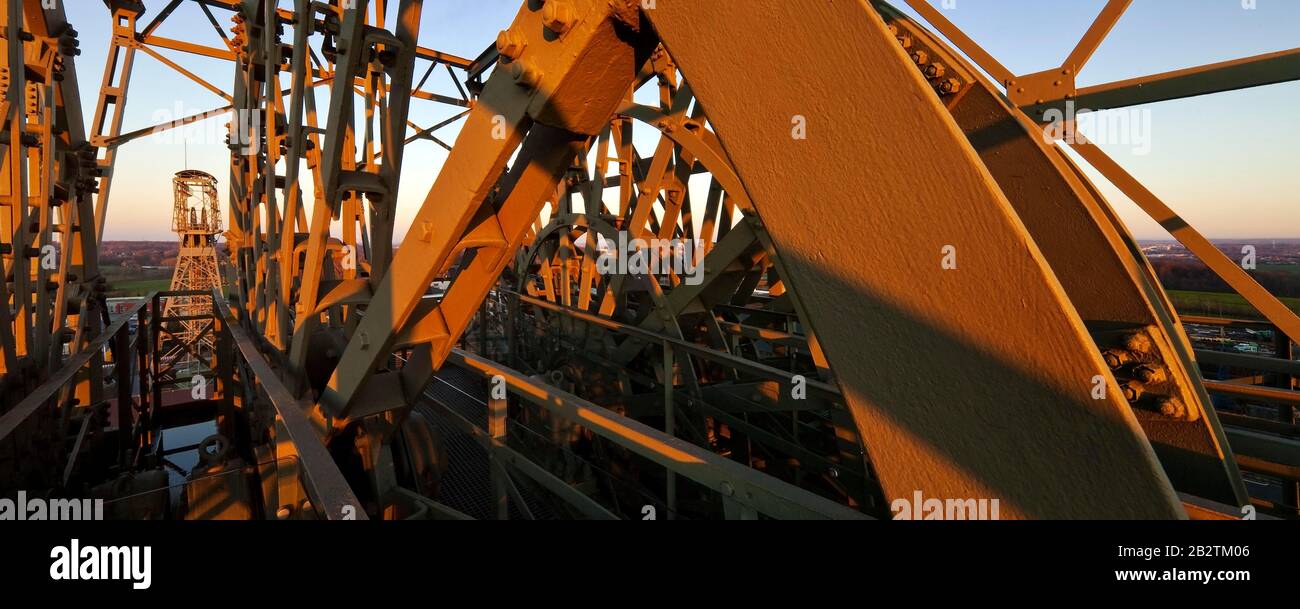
[72,0,1298,240]
[902,0,1300,241]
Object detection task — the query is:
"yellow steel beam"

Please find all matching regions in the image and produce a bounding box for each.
[317,0,653,423]
[878,4,1247,506]
[1062,0,1130,74]
[1025,48,1300,117]
[647,0,1184,518]
[139,35,235,61]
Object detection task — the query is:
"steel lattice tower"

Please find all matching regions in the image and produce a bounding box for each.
[162,170,224,370]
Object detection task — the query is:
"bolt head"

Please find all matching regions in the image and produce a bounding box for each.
[495,29,526,61]
[1121,382,1142,403]
[1134,365,1161,383]
[542,1,577,35]
[511,60,542,88]
[1123,333,1152,354]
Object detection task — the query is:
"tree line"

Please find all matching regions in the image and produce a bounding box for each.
[1151,258,1300,298]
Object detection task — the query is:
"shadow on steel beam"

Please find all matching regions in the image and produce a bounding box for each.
[780,251,1182,519]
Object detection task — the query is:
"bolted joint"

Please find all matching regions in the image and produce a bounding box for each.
[1123,331,1154,355]
[1157,397,1187,420]
[495,28,527,61]
[1132,364,1167,384]
[511,60,543,89]
[1101,348,1134,370]
[1119,380,1144,404]
[542,0,578,35]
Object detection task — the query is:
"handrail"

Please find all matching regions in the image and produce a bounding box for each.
[1204,381,1300,407]
[0,295,150,443]
[212,291,367,521]
[447,348,870,520]
[1182,315,1280,329]
[511,291,843,400]
[1196,349,1300,377]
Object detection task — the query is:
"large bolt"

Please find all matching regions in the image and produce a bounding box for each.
[1133,364,1166,384]
[1102,348,1134,369]
[511,60,542,89]
[938,78,962,94]
[495,28,526,61]
[1123,332,1153,355]
[542,1,577,35]
[1120,380,1144,403]
[924,63,946,78]
[1158,397,1186,419]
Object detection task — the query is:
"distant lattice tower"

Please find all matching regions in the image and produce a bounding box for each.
[163,170,224,370]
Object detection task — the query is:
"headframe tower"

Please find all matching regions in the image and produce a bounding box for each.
[162,170,224,369]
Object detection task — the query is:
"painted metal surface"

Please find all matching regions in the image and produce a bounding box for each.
[647,0,1184,518]
[876,4,1247,506]
[1,0,1295,519]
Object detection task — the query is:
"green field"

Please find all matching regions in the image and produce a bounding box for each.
[1167,289,1300,320]
[106,278,173,298]
[103,264,174,297]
